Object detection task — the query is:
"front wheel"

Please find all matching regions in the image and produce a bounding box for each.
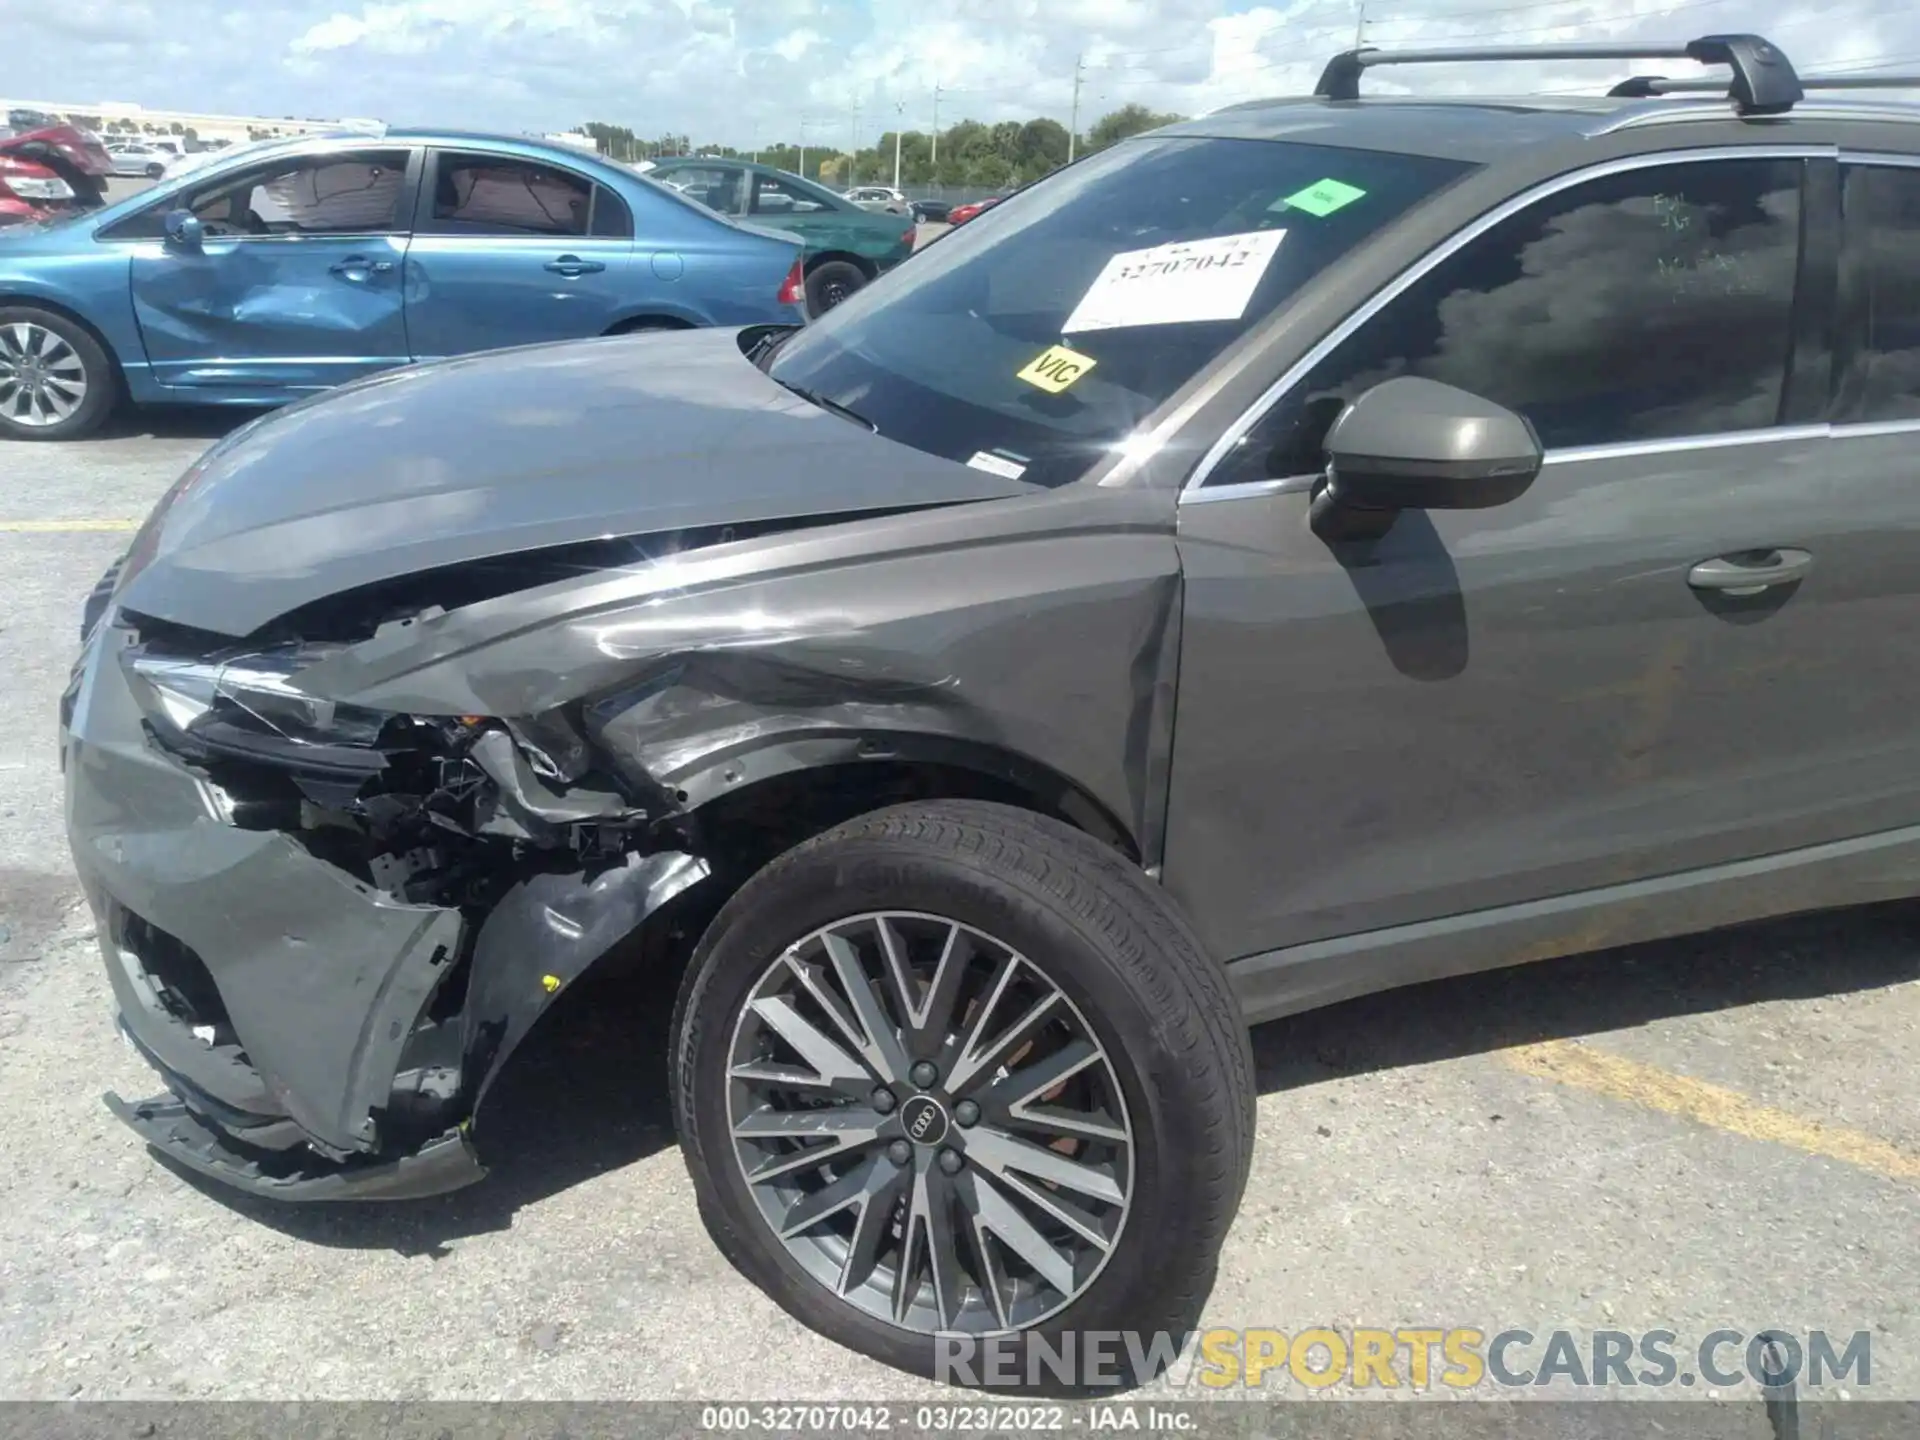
[672,801,1255,1392]
[0,307,119,441]
[804,260,868,317]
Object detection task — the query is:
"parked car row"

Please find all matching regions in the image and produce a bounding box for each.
[0,127,823,439]
[0,130,947,439]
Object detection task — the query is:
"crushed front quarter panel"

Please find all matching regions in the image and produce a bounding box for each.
[69,467,1182,1200]
[294,486,1184,865]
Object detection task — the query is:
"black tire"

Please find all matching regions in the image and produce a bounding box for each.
[804,260,868,318]
[672,800,1255,1394]
[145,163,164,179]
[0,305,120,442]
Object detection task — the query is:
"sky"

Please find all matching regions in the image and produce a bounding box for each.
[4,0,1916,149]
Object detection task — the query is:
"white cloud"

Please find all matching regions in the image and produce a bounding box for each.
[5,0,1915,147]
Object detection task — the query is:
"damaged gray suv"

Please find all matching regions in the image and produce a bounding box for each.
[61,35,1920,1388]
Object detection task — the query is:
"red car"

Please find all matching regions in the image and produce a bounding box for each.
[945,194,1004,226]
[0,120,112,228]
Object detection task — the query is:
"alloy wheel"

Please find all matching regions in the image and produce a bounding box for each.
[0,322,89,429]
[726,911,1134,1335]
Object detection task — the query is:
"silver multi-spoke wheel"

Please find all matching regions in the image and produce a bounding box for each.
[0,321,89,429]
[727,911,1134,1335]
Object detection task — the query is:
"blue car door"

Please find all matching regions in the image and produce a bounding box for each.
[403,149,637,359]
[128,145,419,392]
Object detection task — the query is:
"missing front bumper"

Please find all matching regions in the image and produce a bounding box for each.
[105,1091,485,1201]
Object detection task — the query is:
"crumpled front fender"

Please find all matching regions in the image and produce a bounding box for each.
[462,849,709,1122]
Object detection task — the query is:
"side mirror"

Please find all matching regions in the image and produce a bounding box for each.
[1314,377,1542,540]
[162,209,203,250]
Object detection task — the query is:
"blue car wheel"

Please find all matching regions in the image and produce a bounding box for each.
[0,307,120,442]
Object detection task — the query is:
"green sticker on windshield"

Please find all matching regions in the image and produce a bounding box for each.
[1277,178,1368,217]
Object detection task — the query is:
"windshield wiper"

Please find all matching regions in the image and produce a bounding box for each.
[773,379,878,433]
[745,324,799,370]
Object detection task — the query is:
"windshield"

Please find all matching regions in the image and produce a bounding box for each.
[765,135,1472,487]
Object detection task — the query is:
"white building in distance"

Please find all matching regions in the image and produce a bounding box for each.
[0,98,350,146]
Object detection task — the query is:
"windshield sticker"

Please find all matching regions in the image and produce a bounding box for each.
[967,451,1030,480]
[1017,343,1099,393]
[1277,178,1368,218]
[1061,229,1286,334]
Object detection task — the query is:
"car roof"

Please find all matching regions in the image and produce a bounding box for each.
[1164,98,1618,162]
[1166,35,1920,160]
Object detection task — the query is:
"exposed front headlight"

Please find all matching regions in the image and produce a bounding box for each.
[122,645,390,751]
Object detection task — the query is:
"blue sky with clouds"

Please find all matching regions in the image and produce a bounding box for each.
[5,0,1915,146]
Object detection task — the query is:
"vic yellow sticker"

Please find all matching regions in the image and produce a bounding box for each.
[1017,344,1097,393]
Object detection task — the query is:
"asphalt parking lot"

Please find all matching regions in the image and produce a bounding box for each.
[1,413,1917,1406]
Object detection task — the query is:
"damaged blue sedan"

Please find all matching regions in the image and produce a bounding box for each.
[0,126,806,440]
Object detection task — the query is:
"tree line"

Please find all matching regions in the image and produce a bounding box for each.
[579,104,1182,188]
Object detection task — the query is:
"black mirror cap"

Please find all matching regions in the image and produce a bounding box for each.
[1322,376,1544,513]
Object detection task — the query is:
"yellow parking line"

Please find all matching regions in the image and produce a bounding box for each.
[1501,1039,1920,1184]
[0,519,138,532]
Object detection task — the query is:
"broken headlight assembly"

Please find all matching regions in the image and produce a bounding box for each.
[121,643,402,799]
[124,645,389,751]
[118,638,666,903]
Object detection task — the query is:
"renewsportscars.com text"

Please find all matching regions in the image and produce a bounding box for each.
[935,1326,1872,1392]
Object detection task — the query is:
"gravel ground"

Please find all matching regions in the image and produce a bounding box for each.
[1,406,1916,1410]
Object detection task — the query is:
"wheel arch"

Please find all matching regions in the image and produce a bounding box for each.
[0,293,127,400]
[805,249,877,279]
[603,311,697,335]
[460,743,1141,1144]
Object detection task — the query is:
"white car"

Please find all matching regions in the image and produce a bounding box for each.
[108,141,182,179]
[843,185,909,214]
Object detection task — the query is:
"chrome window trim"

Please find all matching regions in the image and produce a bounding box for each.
[1181,475,1319,505]
[1830,417,1920,440]
[1180,144,1835,502]
[1841,149,1920,169]
[1541,424,1828,466]
[1181,420,1920,506]
[152,231,408,245]
[1599,101,1920,134]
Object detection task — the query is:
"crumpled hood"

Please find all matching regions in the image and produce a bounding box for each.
[116,327,1031,637]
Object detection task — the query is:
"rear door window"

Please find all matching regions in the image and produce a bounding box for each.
[1839,162,1920,423]
[422,153,594,236]
[752,175,834,216]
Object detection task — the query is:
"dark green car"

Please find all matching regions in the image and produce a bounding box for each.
[645,158,918,315]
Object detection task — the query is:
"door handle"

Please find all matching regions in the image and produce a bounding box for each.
[1687,548,1813,596]
[544,255,606,276]
[328,256,394,279]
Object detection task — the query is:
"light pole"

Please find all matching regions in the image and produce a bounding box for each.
[892,98,905,189]
[1068,53,1084,163]
[847,98,861,188]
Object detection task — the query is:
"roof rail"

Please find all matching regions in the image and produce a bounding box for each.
[1610,71,1920,98]
[1314,33,1803,115]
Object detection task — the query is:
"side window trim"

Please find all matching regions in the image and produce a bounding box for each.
[1182,142,1837,501]
[196,147,420,241]
[97,146,423,243]
[1833,149,1920,434]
